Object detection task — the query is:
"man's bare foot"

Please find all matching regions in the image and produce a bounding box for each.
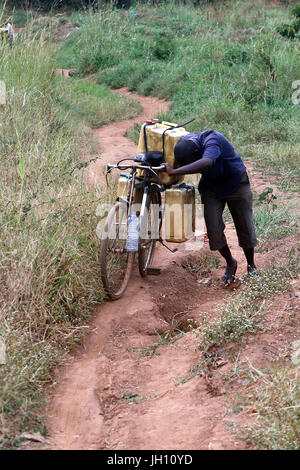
[221,259,238,285]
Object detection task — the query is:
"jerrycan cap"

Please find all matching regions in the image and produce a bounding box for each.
[145,120,153,124]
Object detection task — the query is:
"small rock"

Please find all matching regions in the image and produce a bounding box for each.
[197,278,211,285]
[19,432,46,443]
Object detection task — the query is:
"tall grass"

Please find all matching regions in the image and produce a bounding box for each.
[238,365,300,450]
[254,206,298,242]
[0,22,140,446]
[57,0,300,187]
[58,77,141,128]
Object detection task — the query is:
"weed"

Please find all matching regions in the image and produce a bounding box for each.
[257,187,277,208]
[139,327,185,357]
[174,365,202,387]
[254,206,297,242]
[237,365,300,449]
[194,251,300,352]
[121,392,156,404]
[182,255,220,278]
[276,3,300,39]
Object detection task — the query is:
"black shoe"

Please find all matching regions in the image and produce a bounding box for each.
[247,265,260,277]
[221,260,238,285]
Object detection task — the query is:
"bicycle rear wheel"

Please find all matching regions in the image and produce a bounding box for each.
[100,202,134,300]
[138,187,162,277]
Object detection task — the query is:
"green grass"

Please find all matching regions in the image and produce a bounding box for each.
[254,206,298,242]
[57,77,141,128]
[194,250,300,352]
[0,14,141,447]
[237,365,300,449]
[182,254,220,277]
[56,1,299,190]
[4,9,34,27]
[241,141,300,192]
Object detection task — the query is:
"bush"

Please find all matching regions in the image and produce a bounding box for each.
[276,20,300,39]
[150,33,176,60]
[276,3,300,39]
[292,3,300,18]
[223,45,250,66]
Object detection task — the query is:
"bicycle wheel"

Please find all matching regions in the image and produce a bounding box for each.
[100,202,134,300]
[138,187,162,278]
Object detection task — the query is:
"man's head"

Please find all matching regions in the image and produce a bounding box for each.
[174,138,201,166]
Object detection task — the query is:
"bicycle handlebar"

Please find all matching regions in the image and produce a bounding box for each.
[107,163,166,171]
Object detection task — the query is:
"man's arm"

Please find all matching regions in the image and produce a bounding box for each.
[164,157,213,176]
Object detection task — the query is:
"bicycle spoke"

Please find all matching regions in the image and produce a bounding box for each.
[100,203,134,300]
[138,188,162,277]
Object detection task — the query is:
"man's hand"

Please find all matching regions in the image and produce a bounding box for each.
[163,158,213,177]
[164,163,177,175]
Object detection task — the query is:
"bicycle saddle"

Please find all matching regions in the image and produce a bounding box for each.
[135,151,164,166]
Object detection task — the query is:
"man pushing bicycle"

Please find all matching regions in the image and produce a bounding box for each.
[164,129,260,285]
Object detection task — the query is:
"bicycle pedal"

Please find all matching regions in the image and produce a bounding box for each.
[146,267,161,276]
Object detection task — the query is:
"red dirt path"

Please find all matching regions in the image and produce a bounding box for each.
[31,85,299,451]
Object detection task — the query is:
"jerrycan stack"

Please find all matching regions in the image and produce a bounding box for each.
[137,120,189,186]
[117,119,196,244]
[138,120,196,243]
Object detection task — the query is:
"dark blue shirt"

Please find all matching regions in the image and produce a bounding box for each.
[180,130,246,200]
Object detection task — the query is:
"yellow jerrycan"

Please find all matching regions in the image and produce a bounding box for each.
[137,121,189,186]
[164,182,195,243]
[117,173,142,204]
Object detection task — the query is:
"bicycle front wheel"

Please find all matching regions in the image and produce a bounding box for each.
[100,202,134,300]
[138,187,162,277]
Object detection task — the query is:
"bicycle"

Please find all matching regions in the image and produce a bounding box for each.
[100,118,196,300]
[100,153,179,300]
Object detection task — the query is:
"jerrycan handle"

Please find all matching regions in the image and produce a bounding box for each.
[143,121,156,153]
[161,118,196,160]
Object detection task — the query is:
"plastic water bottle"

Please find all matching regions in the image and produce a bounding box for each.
[126,211,140,252]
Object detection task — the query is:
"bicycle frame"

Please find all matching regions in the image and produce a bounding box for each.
[106,159,165,212]
[106,160,178,254]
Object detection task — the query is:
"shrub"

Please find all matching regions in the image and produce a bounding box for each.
[276,3,300,39]
[150,33,176,60]
[292,3,300,19]
[223,45,250,66]
[276,20,300,39]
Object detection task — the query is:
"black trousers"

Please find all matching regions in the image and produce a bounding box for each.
[201,173,258,251]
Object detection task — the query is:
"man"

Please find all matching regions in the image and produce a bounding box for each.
[5,21,14,39]
[0,21,14,43]
[164,129,259,284]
